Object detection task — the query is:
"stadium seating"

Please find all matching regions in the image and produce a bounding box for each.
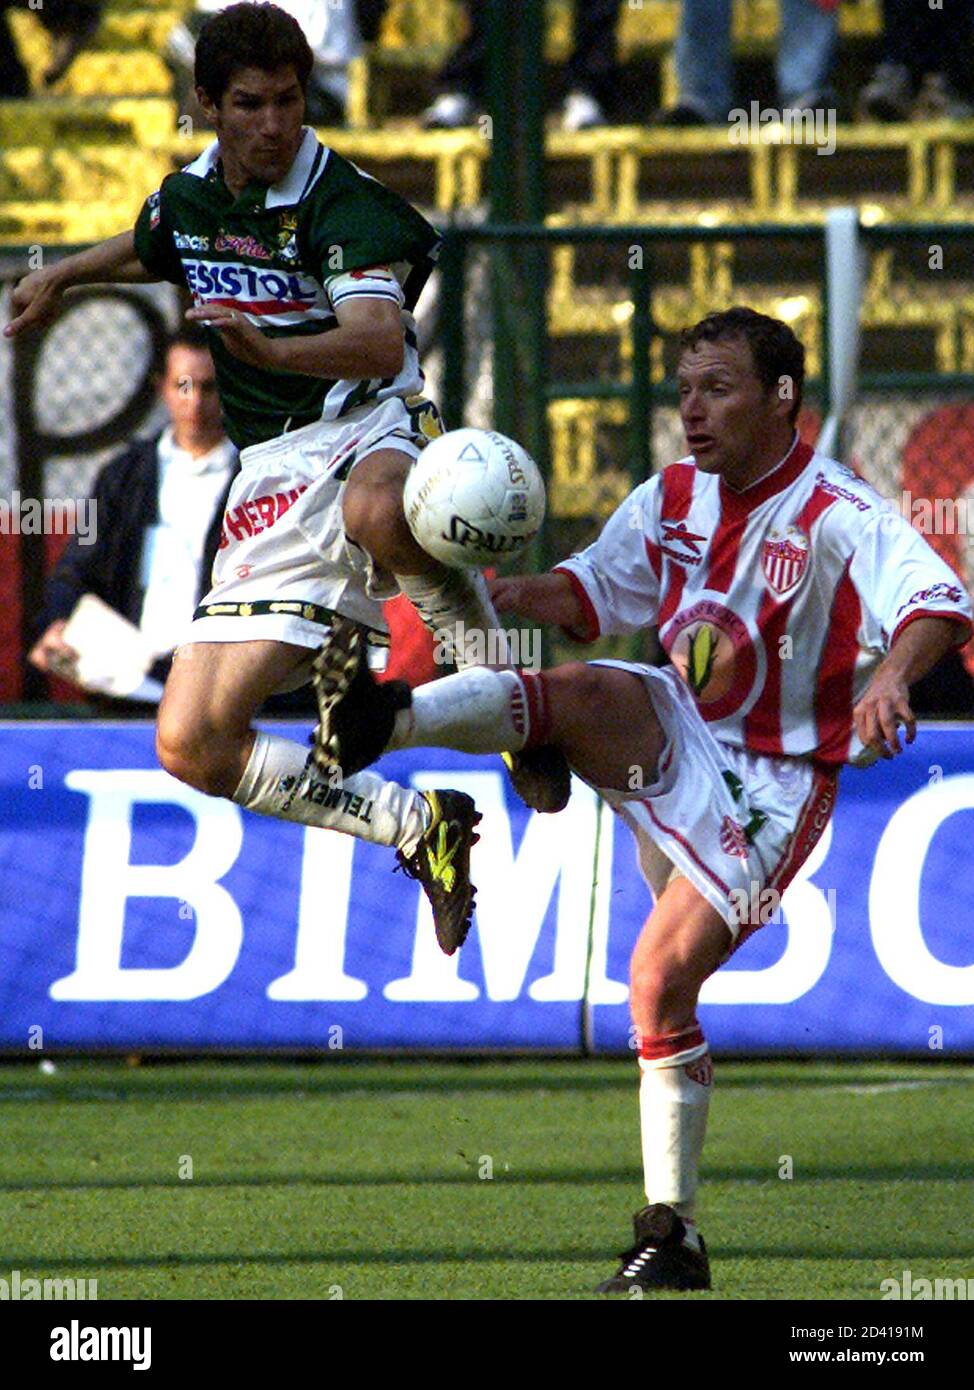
[350,0,883,125]
[0,0,970,233]
[0,2,971,480]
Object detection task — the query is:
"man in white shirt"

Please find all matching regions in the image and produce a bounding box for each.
[308,306,973,1294]
[30,326,237,700]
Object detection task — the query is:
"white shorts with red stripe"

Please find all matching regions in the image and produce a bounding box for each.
[183,394,441,655]
[593,661,837,941]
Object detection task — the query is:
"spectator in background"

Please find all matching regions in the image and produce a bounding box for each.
[657,0,837,124]
[28,322,441,706]
[857,0,974,121]
[422,0,624,131]
[0,0,103,97]
[29,326,237,701]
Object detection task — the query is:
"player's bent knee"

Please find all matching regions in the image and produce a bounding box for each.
[155,718,237,798]
[629,957,668,1010]
[543,662,606,735]
[343,472,405,542]
[630,956,699,1014]
[155,722,203,790]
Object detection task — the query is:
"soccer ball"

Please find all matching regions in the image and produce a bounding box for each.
[402,427,546,568]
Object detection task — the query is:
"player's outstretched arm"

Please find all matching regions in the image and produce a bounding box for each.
[853,615,965,758]
[488,571,586,634]
[186,295,405,379]
[4,231,158,339]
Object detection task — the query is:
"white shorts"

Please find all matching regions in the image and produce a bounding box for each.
[184,394,443,652]
[594,662,838,941]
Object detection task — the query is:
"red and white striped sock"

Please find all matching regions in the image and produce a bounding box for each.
[637,1024,713,1234]
[390,667,553,755]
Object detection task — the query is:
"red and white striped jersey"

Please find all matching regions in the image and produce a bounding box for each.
[555,437,974,766]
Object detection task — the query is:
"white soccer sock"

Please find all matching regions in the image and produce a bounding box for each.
[390,667,543,754]
[637,1029,713,1229]
[394,566,512,670]
[233,732,429,856]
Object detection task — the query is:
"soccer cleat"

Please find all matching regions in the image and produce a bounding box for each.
[311,616,411,777]
[857,62,912,122]
[561,90,605,132]
[595,1204,711,1294]
[421,91,476,129]
[502,746,572,814]
[396,790,482,955]
[912,73,974,121]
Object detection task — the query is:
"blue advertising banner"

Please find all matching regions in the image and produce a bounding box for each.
[1,722,972,1053]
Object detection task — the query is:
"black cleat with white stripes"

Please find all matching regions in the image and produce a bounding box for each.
[595,1203,711,1294]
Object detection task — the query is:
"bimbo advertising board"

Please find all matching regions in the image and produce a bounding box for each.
[1,723,972,1054]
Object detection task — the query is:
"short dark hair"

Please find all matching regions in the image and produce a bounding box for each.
[154,324,212,376]
[678,306,805,425]
[194,2,314,105]
[167,324,211,356]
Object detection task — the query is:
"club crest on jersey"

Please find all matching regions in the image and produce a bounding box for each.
[277,211,300,264]
[762,525,809,596]
[719,815,748,858]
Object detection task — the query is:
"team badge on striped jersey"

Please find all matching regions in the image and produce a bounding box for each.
[719,815,748,858]
[762,524,810,596]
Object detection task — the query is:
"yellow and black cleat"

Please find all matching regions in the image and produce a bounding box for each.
[396,790,482,956]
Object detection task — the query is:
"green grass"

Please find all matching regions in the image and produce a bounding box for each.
[0,1059,970,1300]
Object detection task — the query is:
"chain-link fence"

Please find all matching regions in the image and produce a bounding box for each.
[437,220,974,676]
[0,265,181,700]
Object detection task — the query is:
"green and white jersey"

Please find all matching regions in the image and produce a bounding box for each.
[133,128,440,450]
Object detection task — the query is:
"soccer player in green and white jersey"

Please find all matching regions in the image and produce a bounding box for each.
[5,1,566,952]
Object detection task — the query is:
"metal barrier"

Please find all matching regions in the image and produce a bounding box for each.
[1,218,974,697]
[438,220,974,577]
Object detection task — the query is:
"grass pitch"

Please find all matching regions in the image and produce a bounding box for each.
[0,1058,970,1301]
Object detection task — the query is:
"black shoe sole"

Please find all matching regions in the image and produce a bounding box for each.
[311,618,362,775]
[310,617,411,779]
[504,745,572,814]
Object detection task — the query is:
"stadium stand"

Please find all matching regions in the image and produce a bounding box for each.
[0,0,969,228]
[1,0,973,700]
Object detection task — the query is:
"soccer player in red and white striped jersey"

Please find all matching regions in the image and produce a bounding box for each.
[312,307,973,1292]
